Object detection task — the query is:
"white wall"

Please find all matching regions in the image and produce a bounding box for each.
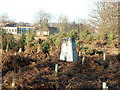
[43,31,49,35]
[2,27,17,34]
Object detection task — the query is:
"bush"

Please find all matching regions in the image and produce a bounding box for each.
[2,31,16,50]
[80,45,95,55]
[48,31,66,47]
[80,30,91,40]
[106,31,117,45]
[17,34,26,51]
[25,31,35,52]
[41,41,50,54]
[67,30,79,39]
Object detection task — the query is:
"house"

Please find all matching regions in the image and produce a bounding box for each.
[2,23,18,34]
[2,23,35,34]
[17,26,35,34]
[2,22,58,36]
[36,27,58,36]
[49,27,58,35]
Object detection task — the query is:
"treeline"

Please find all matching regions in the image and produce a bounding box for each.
[1,28,118,57]
[0,1,119,55]
[33,2,118,34]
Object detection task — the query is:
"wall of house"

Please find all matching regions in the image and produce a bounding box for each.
[49,30,58,35]
[2,27,17,34]
[2,26,35,35]
[36,31,49,36]
[17,27,35,34]
[43,31,49,36]
[17,27,29,34]
[49,27,58,35]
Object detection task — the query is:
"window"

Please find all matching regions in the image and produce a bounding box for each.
[21,30,22,34]
[18,30,20,34]
[6,29,8,32]
[18,28,20,30]
[9,29,11,32]
[19,30,21,34]
[29,28,32,31]
[26,28,29,30]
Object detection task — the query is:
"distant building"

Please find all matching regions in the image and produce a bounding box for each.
[2,23,35,34]
[37,30,49,36]
[49,27,58,35]
[17,26,35,34]
[2,26,17,34]
[36,27,58,36]
[2,23,17,34]
[2,22,58,36]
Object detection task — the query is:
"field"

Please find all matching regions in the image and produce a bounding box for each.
[1,37,120,89]
[1,1,120,89]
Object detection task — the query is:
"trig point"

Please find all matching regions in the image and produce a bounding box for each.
[60,37,78,61]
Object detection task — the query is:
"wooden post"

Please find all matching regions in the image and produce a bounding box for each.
[55,64,58,76]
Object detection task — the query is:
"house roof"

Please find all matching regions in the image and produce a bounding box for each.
[5,23,17,27]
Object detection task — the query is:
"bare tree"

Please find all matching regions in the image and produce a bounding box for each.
[0,13,16,27]
[58,15,69,32]
[34,10,52,31]
[89,1,118,33]
[72,18,94,33]
[0,13,9,26]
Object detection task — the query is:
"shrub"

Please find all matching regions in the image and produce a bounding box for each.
[25,31,35,51]
[2,31,16,50]
[48,31,66,47]
[67,30,79,39]
[40,41,50,54]
[106,31,117,45]
[17,34,26,51]
[80,30,91,40]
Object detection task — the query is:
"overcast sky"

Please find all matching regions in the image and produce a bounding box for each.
[0,0,95,23]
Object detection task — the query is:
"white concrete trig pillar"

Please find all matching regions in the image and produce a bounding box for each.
[60,37,78,61]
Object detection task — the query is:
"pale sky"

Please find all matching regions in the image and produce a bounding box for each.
[0,0,95,23]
